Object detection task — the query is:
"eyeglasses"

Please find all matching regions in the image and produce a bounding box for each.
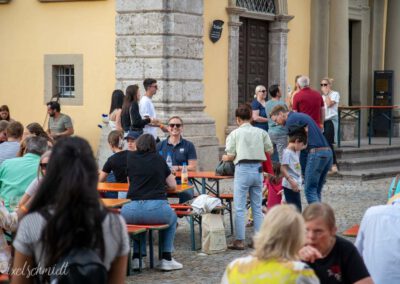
[320,84,328,87]
[40,163,48,169]
[259,90,267,93]
[169,124,182,128]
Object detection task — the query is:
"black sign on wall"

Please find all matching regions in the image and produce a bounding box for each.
[209,20,224,43]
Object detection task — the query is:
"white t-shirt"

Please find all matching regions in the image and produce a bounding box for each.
[323,91,340,120]
[281,148,302,190]
[139,95,157,139]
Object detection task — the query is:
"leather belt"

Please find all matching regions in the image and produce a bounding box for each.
[309,147,331,153]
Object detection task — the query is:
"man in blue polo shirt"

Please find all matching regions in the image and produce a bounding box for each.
[270,105,332,204]
[157,116,197,203]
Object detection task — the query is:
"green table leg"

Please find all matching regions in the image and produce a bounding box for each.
[357,109,361,148]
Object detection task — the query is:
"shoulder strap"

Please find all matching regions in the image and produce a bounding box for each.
[390,174,400,198]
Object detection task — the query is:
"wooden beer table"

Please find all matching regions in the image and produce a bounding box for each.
[101,198,130,208]
[97,182,193,195]
[175,171,233,197]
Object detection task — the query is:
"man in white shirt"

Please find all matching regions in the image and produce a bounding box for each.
[139,78,162,140]
[355,194,400,284]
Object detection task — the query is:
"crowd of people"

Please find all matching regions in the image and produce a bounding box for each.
[0,74,396,283]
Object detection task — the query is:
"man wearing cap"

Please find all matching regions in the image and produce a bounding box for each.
[46,101,74,140]
[270,105,332,204]
[355,194,400,284]
[157,116,197,203]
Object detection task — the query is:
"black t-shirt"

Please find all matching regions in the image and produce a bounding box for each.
[127,151,171,200]
[102,150,128,183]
[121,102,150,132]
[307,236,370,284]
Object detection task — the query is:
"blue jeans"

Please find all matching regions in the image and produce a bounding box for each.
[304,149,332,204]
[176,179,194,203]
[121,200,177,254]
[300,149,308,177]
[234,163,264,240]
[283,187,302,212]
[104,173,118,198]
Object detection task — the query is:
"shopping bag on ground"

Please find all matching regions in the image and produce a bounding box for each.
[202,213,227,254]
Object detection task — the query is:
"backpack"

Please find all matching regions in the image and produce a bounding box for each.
[39,210,108,284]
[388,174,400,200]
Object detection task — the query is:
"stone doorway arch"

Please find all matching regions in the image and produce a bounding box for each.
[225,0,293,132]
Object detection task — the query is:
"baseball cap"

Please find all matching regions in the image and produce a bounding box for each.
[124,130,141,140]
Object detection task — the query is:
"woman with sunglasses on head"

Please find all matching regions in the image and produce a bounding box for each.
[120,85,159,135]
[12,137,129,283]
[320,77,340,174]
[251,85,269,132]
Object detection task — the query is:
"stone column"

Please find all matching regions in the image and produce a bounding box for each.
[385,0,400,135]
[309,0,329,89]
[225,5,246,132]
[328,0,349,105]
[268,14,293,100]
[115,0,219,170]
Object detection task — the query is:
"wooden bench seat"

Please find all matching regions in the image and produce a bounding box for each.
[342,224,359,237]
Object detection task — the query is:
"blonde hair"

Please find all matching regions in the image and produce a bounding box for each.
[253,205,305,261]
[302,203,336,230]
[321,77,334,86]
[254,85,266,98]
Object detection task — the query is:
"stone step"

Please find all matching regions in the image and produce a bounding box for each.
[335,145,400,159]
[338,154,400,171]
[332,166,399,181]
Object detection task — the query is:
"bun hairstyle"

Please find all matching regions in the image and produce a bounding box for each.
[108,130,124,149]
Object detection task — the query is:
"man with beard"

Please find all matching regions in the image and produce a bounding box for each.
[46,101,74,140]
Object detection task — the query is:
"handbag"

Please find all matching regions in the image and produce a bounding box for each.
[215,160,235,176]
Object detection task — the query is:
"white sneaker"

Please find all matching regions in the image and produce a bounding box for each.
[132,258,146,270]
[156,258,183,271]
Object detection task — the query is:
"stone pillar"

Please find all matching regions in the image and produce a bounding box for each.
[309,0,329,89]
[226,5,246,131]
[385,0,400,135]
[328,0,349,105]
[268,14,293,100]
[115,0,219,170]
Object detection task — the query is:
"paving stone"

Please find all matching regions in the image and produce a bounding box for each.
[126,177,391,283]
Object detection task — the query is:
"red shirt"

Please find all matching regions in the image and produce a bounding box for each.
[266,178,282,208]
[292,87,324,127]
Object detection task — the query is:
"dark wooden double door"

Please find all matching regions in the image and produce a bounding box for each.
[238,17,269,105]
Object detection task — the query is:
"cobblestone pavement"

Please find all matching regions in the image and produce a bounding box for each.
[126,177,391,284]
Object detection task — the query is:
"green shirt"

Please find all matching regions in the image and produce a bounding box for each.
[225,123,273,165]
[265,99,287,135]
[0,153,40,210]
[48,113,73,135]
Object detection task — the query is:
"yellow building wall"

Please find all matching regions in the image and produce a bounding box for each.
[287,0,311,92]
[0,0,115,152]
[203,0,230,145]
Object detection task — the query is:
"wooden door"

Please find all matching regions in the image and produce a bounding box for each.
[238,18,269,105]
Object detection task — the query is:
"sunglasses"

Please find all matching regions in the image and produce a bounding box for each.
[259,90,267,93]
[169,124,182,128]
[151,85,158,89]
[40,163,48,169]
[320,84,328,87]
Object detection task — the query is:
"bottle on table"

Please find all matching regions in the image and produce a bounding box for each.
[181,162,188,185]
[166,152,173,170]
